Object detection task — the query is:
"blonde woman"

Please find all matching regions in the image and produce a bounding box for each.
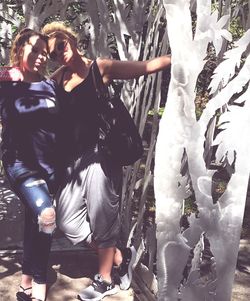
[42,21,171,301]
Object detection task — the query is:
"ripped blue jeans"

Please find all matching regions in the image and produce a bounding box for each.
[3,160,57,284]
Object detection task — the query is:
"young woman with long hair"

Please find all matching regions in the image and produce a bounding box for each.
[42,21,171,301]
[0,28,63,301]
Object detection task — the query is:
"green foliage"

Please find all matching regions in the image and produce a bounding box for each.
[230,17,245,40]
[211,0,219,11]
[148,107,165,117]
[65,1,88,23]
[184,196,198,215]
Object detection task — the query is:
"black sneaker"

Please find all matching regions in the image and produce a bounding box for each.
[16,292,32,301]
[16,286,32,301]
[77,274,118,301]
[118,246,137,290]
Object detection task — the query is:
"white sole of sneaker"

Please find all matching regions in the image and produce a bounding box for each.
[77,286,118,301]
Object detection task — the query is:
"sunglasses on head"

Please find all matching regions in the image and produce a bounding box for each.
[49,40,67,61]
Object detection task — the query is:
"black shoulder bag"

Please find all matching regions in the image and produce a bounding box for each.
[91,61,143,166]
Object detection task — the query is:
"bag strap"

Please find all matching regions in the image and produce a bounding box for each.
[91,60,109,101]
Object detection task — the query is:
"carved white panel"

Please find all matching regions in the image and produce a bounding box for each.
[154,1,250,300]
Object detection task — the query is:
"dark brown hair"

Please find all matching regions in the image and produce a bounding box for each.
[10,28,48,66]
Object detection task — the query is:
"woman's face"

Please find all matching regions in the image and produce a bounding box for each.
[21,35,48,74]
[48,36,74,65]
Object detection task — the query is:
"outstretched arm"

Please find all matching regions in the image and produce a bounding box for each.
[97,55,171,84]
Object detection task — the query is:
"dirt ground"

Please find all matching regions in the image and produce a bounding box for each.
[0,248,134,301]
[0,242,249,301]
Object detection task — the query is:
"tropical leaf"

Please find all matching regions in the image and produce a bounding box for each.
[209,29,250,94]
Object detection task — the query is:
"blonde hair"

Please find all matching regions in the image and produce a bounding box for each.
[10,28,48,66]
[41,21,78,47]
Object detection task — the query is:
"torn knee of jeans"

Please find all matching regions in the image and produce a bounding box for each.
[38,207,56,234]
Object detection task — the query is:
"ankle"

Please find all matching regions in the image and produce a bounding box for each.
[20,274,33,288]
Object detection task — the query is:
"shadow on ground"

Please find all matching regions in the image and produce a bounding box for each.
[0,250,134,301]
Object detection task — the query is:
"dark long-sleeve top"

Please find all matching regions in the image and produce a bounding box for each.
[0,79,63,177]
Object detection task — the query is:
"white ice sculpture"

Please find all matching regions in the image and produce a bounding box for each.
[154,0,250,300]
